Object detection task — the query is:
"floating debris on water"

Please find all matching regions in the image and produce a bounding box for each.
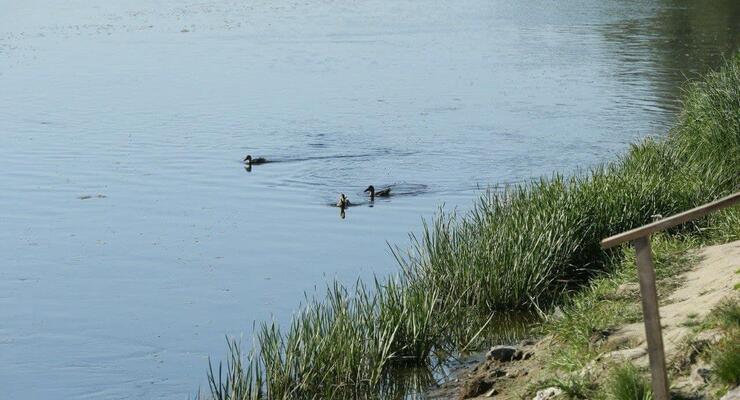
[78,194,107,200]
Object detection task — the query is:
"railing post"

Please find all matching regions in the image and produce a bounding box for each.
[633,236,670,400]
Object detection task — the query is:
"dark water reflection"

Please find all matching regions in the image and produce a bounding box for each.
[0,0,738,399]
[602,0,740,117]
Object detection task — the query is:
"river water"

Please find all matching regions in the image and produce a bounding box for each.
[1,1,738,398]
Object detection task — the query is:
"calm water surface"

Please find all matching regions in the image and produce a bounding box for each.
[1,1,738,398]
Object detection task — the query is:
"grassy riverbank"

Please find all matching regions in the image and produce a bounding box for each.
[527,232,739,399]
[436,234,738,399]
[203,54,739,399]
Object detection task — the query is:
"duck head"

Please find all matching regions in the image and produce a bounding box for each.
[364,185,375,200]
[243,155,252,164]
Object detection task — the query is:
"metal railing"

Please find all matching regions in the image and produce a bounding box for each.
[600,191,740,400]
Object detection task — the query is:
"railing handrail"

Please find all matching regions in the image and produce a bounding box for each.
[601,191,740,249]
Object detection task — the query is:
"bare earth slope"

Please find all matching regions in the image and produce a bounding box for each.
[433,240,740,399]
[606,240,740,366]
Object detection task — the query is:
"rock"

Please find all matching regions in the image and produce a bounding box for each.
[505,369,519,378]
[578,359,602,379]
[551,306,565,321]
[720,385,740,400]
[458,368,505,399]
[690,363,712,387]
[615,282,640,298]
[486,345,522,362]
[533,387,563,399]
[674,330,724,370]
[692,329,723,352]
[670,377,693,393]
[458,375,493,399]
[578,362,592,378]
[589,328,614,344]
[605,347,647,362]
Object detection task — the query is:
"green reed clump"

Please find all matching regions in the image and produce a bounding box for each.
[204,54,740,399]
[607,364,653,400]
[712,333,740,387]
[206,279,447,400]
[708,299,740,388]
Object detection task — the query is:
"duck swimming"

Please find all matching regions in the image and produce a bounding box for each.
[336,193,351,208]
[364,185,391,201]
[243,155,268,166]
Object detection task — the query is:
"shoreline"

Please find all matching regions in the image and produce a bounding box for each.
[432,240,740,399]
[202,54,740,400]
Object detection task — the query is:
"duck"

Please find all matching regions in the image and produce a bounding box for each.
[364,185,391,201]
[243,155,268,166]
[336,193,351,208]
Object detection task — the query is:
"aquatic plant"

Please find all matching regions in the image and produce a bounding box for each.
[203,54,740,399]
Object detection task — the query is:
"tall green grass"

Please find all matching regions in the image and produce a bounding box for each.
[712,334,740,387]
[203,54,740,399]
[607,365,653,400]
[710,300,740,388]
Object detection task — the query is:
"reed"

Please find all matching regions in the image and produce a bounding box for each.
[203,54,740,399]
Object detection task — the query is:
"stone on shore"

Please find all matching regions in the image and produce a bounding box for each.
[533,387,563,399]
[720,386,740,400]
[486,345,522,362]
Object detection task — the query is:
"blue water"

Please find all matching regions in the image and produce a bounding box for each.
[1,1,737,398]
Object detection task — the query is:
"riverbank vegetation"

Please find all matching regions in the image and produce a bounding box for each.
[203,54,739,399]
[520,228,738,399]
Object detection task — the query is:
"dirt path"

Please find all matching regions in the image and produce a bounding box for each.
[606,240,740,367]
